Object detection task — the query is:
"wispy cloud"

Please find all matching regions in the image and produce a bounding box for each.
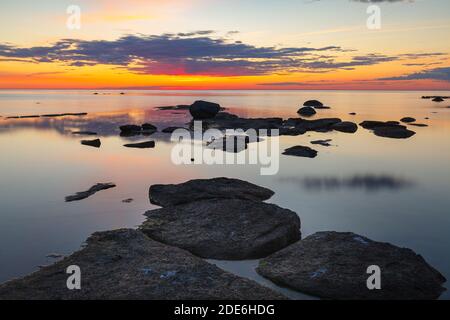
[380,66,450,81]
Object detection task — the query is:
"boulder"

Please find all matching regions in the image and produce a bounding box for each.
[202,113,283,132]
[149,177,274,207]
[120,125,142,133]
[189,100,221,119]
[331,121,358,133]
[123,141,155,149]
[283,146,318,158]
[140,199,301,260]
[65,183,116,202]
[359,121,404,130]
[400,117,416,123]
[0,229,285,300]
[432,97,444,102]
[303,100,324,108]
[297,107,316,117]
[141,123,157,132]
[80,138,101,148]
[257,231,446,300]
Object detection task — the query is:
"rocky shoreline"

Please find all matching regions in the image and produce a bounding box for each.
[0,177,446,300]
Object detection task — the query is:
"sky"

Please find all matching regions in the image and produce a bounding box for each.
[0,0,449,90]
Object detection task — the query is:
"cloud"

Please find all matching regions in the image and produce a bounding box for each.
[0,32,405,77]
[380,66,450,81]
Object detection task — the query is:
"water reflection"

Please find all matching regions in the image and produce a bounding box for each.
[279,175,414,192]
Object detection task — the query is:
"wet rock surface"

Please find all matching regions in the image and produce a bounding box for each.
[257,231,446,300]
[65,183,116,202]
[123,141,155,149]
[283,146,318,158]
[149,177,274,207]
[0,229,285,300]
[140,198,301,260]
[81,138,101,148]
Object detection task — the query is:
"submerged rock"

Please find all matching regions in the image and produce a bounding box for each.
[331,121,358,133]
[156,105,191,111]
[257,231,446,300]
[0,229,285,299]
[283,146,318,158]
[297,106,316,117]
[120,125,142,133]
[409,123,428,127]
[189,100,221,119]
[400,117,416,123]
[140,198,301,260]
[81,138,101,148]
[65,183,116,202]
[149,177,274,207]
[72,131,97,136]
[124,141,155,149]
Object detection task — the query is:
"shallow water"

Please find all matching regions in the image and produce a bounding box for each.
[0,90,449,299]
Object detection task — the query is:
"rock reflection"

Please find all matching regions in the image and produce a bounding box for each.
[279,175,413,192]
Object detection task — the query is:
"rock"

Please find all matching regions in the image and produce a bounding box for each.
[331,121,358,133]
[65,183,116,202]
[282,146,318,158]
[141,123,157,132]
[257,231,446,300]
[284,118,341,133]
[149,177,274,207]
[303,100,323,108]
[409,123,428,127]
[311,139,332,147]
[0,229,285,300]
[122,198,134,203]
[156,105,191,111]
[207,135,261,153]
[297,107,316,117]
[46,253,64,259]
[349,112,356,115]
[202,112,283,132]
[189,100,221,119]
[120,125,142,133]
[359,121,404,130]
[123,141,155,149]
[81,139,101,148]
[400,117,416,123]
[279,126,307,136]
[432,97,444,102]
[72,131,97,136]
[140,199,301,260]
[162,126,185,133]
[373,126,416,139]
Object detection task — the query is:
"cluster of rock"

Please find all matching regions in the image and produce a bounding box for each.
[142,178,301,260]
[0,178,446,300]
[360,121,416,139]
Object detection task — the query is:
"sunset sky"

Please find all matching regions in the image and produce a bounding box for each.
[1,0,449,90]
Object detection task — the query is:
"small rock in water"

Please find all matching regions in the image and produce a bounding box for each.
[303,100,324,108]
[400,117,416,123]
[65,183,116,202]
[331,121,358,133]
[297,106,316,117]
[81,139,101,148]
[283,146,318,158]
[72,131,97,136]
[349,112,356,115]
[141,123,157,132]
[432,97,444,102]
[257,231,446,300]
[123,141,155,149]
[120,125,142,133]
[311,139,332,147]
[122,198,134,203]
[409,123,428,127]
[373,126,416,139]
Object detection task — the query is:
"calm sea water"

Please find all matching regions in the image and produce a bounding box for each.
[0,90,449,299]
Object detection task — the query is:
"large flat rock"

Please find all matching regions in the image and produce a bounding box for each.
[149,177,274,207]
[257,232,446,300]
[0,229,285,300]
[140,199,301,260]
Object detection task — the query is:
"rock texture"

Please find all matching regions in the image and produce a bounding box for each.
[257,232,446,300]
[283,146,318,158]
[0,229,286,300]
[149,177,274,207]
[140,199,301,260]
[65,183,116,202]
[297,107,316,117]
